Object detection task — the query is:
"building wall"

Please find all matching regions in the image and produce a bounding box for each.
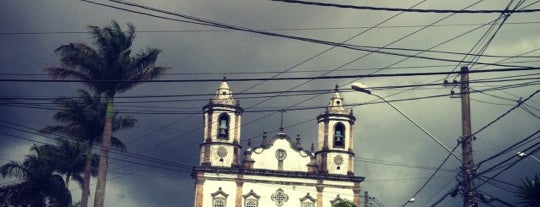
[198,172,358,207]
[250,139,312,172]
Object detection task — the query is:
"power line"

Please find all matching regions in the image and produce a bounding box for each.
[2,67,538,83]
[472,89,540,136]
[0,120,195,170]
[401,144,460,207]
[71,0,540,190]
[4,76,538,102]
[2,21,540,35]
[2,81,537,116]
[2,59,540,77]
[80,0,535,68]
[270,0,540,13]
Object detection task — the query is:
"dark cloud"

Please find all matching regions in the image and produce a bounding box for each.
[1,1,539,206]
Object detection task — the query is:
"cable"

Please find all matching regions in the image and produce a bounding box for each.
[0,120,195,170]
[355,156,458,172]
[3,21,540,36]
[401,144,460,207]
[3,60,540,78]
[5,66,538,83]
[67,0,540,188]
[270,0,540,13]
[472,89,540,136]
[475,143,540,191]
[81,0,537,69]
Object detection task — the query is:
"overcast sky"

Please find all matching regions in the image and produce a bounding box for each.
[1,0,539,206]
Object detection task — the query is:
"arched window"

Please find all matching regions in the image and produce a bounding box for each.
[333,123,345,148]
[217,113,230,139]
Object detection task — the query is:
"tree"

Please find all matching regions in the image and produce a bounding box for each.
[515,173,540,207]
[44,20,165,207]
[0,144,72,207]
[333,200,356,207]
[39,89,135,207]
[38,141,87,189]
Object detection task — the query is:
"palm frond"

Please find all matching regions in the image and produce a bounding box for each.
[112,115,137,131]
[0,162,28,180]
[110,136,127,151]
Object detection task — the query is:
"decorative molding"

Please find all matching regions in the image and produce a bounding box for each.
[211,187,229,198]
[299,193,316,203]
[192,166,365,182]
[271,188,289,206]
[242,189,261,200]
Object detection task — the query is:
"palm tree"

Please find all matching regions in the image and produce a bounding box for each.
[44,20,166,207]
[39,89,135,207]
[0,144,72,207]
[515,173,540,207]
[38,141,86,189]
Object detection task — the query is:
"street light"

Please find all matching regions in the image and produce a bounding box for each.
[351,83,462,162]
[517,151,540,163]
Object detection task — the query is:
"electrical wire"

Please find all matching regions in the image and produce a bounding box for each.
[270,0,540,13]
[80,0,537,69]
[472,89,540,137]
[401,144,460,207]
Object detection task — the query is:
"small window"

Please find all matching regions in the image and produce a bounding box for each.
[245,200,257,207]
[217,113,230,139]
[334,123,345,148]
[302,203,314,207]
[243,190,260,207]
[213,199,225,207]
[211,187,229,207]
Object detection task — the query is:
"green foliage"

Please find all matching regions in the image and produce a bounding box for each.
[44,20,166,207]
[38,89,135,206]
[44,20,168,98]
[515,173,540,207]
[0,145,72,207]
[333,200,356,207]
[39,89,135,150]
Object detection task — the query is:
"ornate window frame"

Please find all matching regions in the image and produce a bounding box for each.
[299,193,316,207]
[243,189,260,207]
[211,187,229,207]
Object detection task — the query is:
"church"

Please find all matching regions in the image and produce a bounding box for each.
[192,80,366,207]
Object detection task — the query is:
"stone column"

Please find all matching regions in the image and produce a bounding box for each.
[316,181,324,207]
[194,177,205,207]
[235,178,244,207]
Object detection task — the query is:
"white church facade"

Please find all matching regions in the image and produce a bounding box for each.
[192,80,366,207]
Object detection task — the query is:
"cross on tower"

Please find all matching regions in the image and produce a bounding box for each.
[279,108,286,131]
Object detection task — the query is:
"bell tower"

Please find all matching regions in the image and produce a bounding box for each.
[316,85,356,175]
[200,79,243,167]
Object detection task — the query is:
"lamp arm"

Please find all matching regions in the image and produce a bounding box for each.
[372,93,462,162]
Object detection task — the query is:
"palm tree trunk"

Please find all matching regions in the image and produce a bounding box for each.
[80,145,92,207]
[65,174,71,188]
[93,97,113,207]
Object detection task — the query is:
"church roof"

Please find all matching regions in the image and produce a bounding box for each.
[210,79,236,105]
[326,85,347,114]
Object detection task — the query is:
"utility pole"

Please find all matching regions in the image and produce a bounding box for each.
[460,66,476,207]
